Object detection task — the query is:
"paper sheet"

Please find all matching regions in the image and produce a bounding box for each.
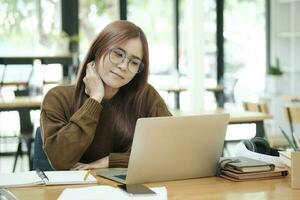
[57,185,167,200]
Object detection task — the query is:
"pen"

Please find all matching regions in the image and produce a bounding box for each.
[279,127,298,151]
[83,170,91,181]
[292,132,300,150]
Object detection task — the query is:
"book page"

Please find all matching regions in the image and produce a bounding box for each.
[0,171,42,188]
[44,171,97,185]
[58,186,167,200]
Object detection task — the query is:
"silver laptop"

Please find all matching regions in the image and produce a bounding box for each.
[98,114,229,184]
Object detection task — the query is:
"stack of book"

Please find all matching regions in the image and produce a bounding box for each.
[218,156,288,181]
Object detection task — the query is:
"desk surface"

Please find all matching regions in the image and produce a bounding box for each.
[0,96,42,110]
[8,176,299,200]
[171,108,273,123]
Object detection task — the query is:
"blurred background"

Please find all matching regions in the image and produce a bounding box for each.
[0,0,299,173]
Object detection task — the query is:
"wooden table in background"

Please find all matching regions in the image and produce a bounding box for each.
[171,108,273,138]
[206,85,225,108]
[158,85,226,109]
[0,96,42,111]
[158,86,187,110]
[8,174,299,200]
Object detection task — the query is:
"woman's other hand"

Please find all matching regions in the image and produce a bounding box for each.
[83,61,105,103]
[71,156,109,170]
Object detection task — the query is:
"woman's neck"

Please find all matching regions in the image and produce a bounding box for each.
[103,86,119,100]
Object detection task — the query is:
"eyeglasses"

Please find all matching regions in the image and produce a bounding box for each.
[109,48,144,74]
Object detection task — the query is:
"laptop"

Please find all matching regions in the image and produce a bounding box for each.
[98,114,229,184]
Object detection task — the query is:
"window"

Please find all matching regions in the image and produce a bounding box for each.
[0,0,63,89]
[224,0,266,102]
[79,0,119,57]
[179,0,217,82]
[0,0,61,55]
[127,0,174,74]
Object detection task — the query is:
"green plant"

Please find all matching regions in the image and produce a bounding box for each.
[268,57,283,75]
[60,31,79,43]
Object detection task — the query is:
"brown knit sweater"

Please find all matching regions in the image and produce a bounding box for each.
[40,84,172,170]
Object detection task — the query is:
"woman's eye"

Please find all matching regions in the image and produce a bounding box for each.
[115,52,123,57]
[113,50,124,57]
[131,60,139,66]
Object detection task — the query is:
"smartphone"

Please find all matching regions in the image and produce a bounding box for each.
[118,184,156,195]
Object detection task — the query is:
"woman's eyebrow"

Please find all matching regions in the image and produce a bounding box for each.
[119,47,142,60]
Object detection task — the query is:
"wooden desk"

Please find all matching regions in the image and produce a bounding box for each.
[158,85,226,109]
[171,108,273,138]
[158,86,187,109]
[206,85,225,108]
[8,176,299,200]
[0,96,42,111]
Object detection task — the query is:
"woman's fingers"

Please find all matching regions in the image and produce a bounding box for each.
[73,164,93,170]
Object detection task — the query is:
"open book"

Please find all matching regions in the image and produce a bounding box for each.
[0,170,97,188]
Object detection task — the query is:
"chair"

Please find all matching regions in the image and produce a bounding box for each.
[243,101,269,113]
[12,90,34,172]
[243,101,288,148]
[223,78,238,104]
[285,106,300,144]
[32,127,54,171]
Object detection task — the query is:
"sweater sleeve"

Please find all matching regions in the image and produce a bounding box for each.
[40,87,102,170]
[108,85,172,168]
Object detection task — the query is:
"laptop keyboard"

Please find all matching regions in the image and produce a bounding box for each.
[115,174,127,180]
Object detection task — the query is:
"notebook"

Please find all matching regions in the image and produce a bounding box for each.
[58,185,167,200]
[0,170,97,188]
[220,157,275,173]
[220,168,288,181]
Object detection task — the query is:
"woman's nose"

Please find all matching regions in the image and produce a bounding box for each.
[117,58,129,71]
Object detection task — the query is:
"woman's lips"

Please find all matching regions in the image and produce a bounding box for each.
[110,71,124,79]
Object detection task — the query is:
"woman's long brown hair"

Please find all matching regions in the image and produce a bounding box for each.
[73,20,149,150]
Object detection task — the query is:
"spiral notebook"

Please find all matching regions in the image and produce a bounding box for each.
[0,170,97,188]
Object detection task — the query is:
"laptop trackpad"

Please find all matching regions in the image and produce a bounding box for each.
[97,169,128,183]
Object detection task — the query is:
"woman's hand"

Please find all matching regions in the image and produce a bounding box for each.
[83,61,104,103]
[71,156,109,170]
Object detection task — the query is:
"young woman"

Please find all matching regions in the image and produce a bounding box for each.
[40,20,172,170]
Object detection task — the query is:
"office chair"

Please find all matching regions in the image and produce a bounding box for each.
[12,108,34,172]
[11,88,35,172]
[243,101,269,113]
[32,127,54,171]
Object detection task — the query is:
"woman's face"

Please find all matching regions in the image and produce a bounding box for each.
[96,38,143,89]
